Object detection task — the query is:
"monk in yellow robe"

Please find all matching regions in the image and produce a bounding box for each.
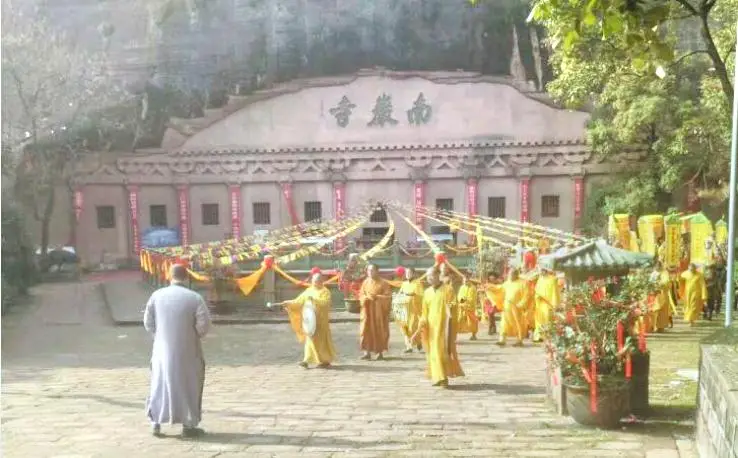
[284,273,337,368]
[398,267,424,353]
[533,268,561,342]
[456,275,479,340]
[650,266,673,333]
[488,269,529,347]
[416,268,464,387]
[359,264,392,360]
[484,275,505,335]
[681,263,707,326]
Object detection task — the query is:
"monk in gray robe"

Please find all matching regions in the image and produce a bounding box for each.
[144,264,211,438]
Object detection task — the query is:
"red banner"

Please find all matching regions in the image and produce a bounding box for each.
[467,178,479,244]
[574,176,584,234]
[128,186,140,255]
[414,181,425,226]
[281,182,300,226]
[177,185,190,246]
[334,182,346,250]
[74,188,84,222]
[520,178,530,223]
[229,185,241,239]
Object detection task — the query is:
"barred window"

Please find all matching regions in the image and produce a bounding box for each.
[541,195,560,218]
[202,203,219,226]
[304,201,322,222]
[96,206,115,229]
[435,198,454,211]
[253,202,271,225]
[488,197,506,218]
[150,205,167,227]
[370,207,388,222]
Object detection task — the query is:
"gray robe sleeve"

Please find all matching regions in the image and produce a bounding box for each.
[143,294,156,334]
[195,295,211,338]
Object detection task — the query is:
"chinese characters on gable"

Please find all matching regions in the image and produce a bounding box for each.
[328,92,432,128]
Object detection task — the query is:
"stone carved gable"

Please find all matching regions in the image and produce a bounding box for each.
[179,72,589,150]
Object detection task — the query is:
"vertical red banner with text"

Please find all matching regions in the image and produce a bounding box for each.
[334,182,346,251]
[467,178,478,243]
[520,178,530,223]
[128,186,141,255]
[281,182,300,226]
[229,185,242,239]
[177,185,190,246]
[574,176,584,234]
[414,181,425,227]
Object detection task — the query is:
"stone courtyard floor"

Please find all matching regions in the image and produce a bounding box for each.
[1,279,701,457]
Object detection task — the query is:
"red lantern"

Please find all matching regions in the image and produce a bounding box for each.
[262,256,275,270]
[310,267,321,275]
[395,266,406,277]
[434,252,447,264]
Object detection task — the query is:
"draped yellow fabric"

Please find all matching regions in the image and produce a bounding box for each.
[235,265,267,296]
[187,269,211,282]
[286,286,336,365]
[680,270,707,323]
[533,273,561,341]
[456,284,479,335]
[420,284,464,384]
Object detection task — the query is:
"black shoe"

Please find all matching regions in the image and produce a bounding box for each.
[182,427,205,438]
[152,424,163,438]
[298,361,309,368]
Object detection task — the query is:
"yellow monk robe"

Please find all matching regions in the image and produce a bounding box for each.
[456,283,479,336]
[420,284,464,385]
[286,286,337,365]
[651,271,674,332]
[399,279,425,345]
[489,280,529,344]
[533,273,561,341]
[359,277,393,353]
[680,270,707,324]
[485,284,505,315]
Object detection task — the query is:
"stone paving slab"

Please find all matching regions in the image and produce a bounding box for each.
[1,282,693,457]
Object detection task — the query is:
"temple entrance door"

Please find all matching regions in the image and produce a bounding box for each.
[361,227,392,249]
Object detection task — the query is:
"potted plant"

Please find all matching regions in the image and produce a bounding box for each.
[340,254,365,313]
[543,272,655,428]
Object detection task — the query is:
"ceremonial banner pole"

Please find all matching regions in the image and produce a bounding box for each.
[724,24,737,327]
[574,176,584,235]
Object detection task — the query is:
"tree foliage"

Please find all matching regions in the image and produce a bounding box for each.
[1,0,133,256]
[528,0,736,218]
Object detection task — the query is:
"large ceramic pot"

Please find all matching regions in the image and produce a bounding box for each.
[345,299,361,314]
[630,351,650,417]
[565,376,631,429]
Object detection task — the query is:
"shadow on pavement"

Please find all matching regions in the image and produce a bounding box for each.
[184,432,396,449]
[327,364,416,373]
[447,383,545,395]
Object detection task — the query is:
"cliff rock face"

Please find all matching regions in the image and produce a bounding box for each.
[38,0,551,94]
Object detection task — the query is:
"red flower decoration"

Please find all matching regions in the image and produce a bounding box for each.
[395,266,406,277]
[310,267,321,275]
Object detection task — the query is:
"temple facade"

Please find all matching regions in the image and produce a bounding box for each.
[47,70,642,266]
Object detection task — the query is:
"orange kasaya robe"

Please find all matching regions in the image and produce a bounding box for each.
[359,277,393,353]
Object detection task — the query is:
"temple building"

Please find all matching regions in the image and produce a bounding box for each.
[46,70,642,266]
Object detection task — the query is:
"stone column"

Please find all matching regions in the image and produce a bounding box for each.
[228,183,242,239]
[176,184,191,246]
[519,176,531,223]
[126,184,141,256]
[70,184,85,248]
[573,175,584,234]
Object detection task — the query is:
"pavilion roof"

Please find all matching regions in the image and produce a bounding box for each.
[539,239,654,274]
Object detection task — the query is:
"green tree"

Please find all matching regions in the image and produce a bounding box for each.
[525,0,736,220]
[1,0,132,262]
